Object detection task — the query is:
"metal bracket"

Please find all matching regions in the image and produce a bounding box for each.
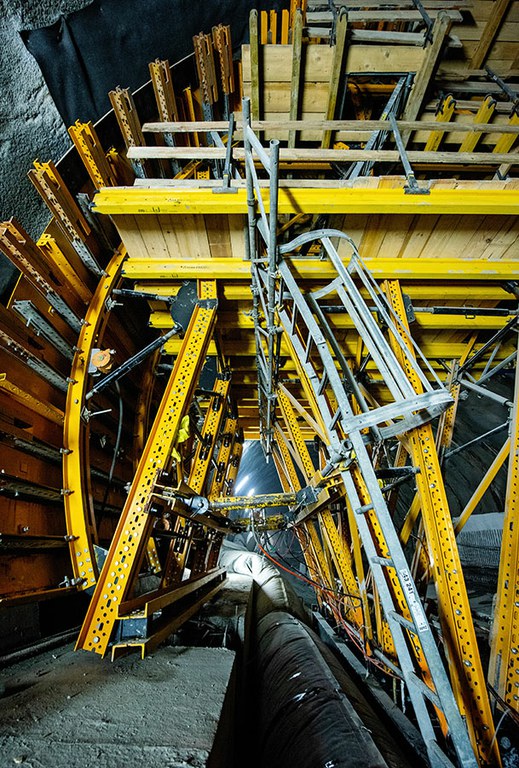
[296,485,320,507]
[389,114,430,195]
[197,298,218,310]
[485,66,519,112]
[411,0,434,45]
[212,113,238,194]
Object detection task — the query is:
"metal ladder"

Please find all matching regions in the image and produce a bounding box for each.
[242,101,477,768]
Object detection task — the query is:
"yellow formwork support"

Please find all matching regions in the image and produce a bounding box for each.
[454,438,511,536]
[278,388,364,625]
[224,437,243,496]
[161,376,231,585]
[209,416,238,499]
[133,349,162,575]
[385,279,500,768]
[63,248,126,588]
[459,97,496,153]
[0,373,64,425]
[273,416,336,602]
[488,359,519,714]
[68,121,118,189]
[75,280,218,656]
[424,94,456,152]
[493,111,519,155]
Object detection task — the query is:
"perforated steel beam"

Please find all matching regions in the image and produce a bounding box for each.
[385,279,500,767]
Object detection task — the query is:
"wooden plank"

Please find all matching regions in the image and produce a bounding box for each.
[479,215,519,258]
[228,214,246,259]
[454,19,519,43]
[114,214,150,259]
[171,214,211,259]
[136,214,170,259]
[204,214,232,259]
[396,214,441,259]
[157,213,183,257]
[262,82,331,114]
[308,9,463,22]
[402,12,452,143]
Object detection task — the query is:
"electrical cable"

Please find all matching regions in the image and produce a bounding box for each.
[98,380,124,522]
[254,524,401,678]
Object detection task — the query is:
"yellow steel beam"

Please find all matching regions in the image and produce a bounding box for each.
[163,336,517,362]
[488,361,519,714]
[76,280,218,656]
[150,308,516,333]
[68,121,118,189]
[137,281,513,302]
[63,247,126,589]
[385,279,500,767]
[94,185,519,216]
[454,438,511,536]
[133,349,162,575]
[493,111,519,155]
[123,256,519,282]
[224,437,242,496]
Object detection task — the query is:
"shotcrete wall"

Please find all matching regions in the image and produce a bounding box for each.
[1,0,93,294]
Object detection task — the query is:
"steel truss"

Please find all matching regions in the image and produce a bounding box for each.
[76,280,240,657]
[242,111,502,767]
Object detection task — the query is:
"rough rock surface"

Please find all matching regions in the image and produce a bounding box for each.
[0,0,93,294]
[0,642,235,767]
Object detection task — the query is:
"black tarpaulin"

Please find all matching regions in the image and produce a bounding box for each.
[21,0,288,126]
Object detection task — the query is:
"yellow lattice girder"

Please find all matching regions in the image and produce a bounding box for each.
[488,361,519,714]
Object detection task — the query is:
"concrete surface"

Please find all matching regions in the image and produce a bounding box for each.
[0,0,94,294]
[0,642,235,768]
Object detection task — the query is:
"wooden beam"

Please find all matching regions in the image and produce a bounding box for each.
[469,0,512,70]
[127,144,519,166]
[249,9,260,120]
[402,12,452,144]
[142,117,519,136]
[288,9,304,148]
[322,8,348,149]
